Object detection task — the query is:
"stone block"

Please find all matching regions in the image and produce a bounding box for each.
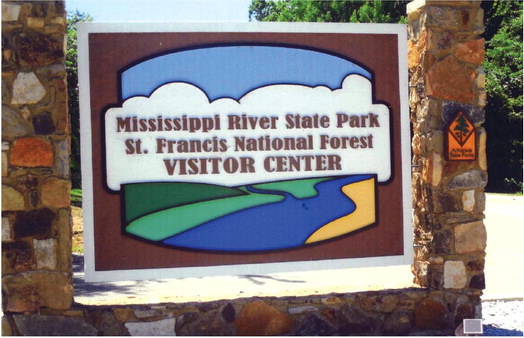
[13,208,55,239]
[443,260,467,289]
[2,152,8,176]
[422,152,442,187]
[2,241,35,274]
[32,111,56,135]
[414,297,449,329]
[2,216,11,241]
[382,310,413,335]
[462,190,475,212]
[425,56,475,103]
[41,177,70,208]
[13,314,97,336]
[87,310,129,336]
[33,238,58,270]
[454,221,486,254]
[10,137,54,167]
[2,105,32,138]
[54,138,70,178]
[455,39,485,65]
[26,16,45,29]
[288,305,318,315]
[2,185,25,211]
[16,174,38,190]
[113,308,134,322]
[125,318,175,336]
[26,271,73,310]
[338,306,377,335]
[425,6,459,27]
[11,72,46,104]
[235,300,292,336]
[295,314,338,336]
[454,302,474,327]
[475,68,486,90]
[448,170,487,190]
[2,3,22,21]
[433,230,452,254]
[478,128,487,170]
[12,29,65,67]
[469,273,485,290]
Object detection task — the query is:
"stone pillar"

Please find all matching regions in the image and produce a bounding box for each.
[2,1,73,312]
[407,0,487,327]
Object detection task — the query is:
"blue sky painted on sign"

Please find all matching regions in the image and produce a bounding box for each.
[121,46,372,101]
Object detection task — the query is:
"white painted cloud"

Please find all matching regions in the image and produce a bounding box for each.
[105,75,390,191]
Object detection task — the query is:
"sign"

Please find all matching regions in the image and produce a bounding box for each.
[78,23,411,282]
[446,112,476,161]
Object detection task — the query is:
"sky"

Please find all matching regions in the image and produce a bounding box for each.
[65,0,252,22]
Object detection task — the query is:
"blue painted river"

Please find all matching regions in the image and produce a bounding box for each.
[162,175,372,252]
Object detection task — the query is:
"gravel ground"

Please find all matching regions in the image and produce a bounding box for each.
[482,300,523,336]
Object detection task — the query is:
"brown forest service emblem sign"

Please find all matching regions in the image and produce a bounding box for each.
[446,112,476,161]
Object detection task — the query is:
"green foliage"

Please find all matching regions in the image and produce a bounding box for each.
[482,1,523,193]
[67,11,92,189]
[249,0,407,23]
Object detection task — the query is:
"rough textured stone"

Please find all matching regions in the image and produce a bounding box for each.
[54,138,70,178]
[33,238,58,270]
[13,314,97,336]
[443,260,467,289]
[414,297,449,329]
[433,230,452,254]
[382,310,413,335]
[2,152,8,176]
[17,174,39,190]
[2,185,25,211]
[2,3,22,21]
[13,208,55,239]
[113,308,134,322]
[2,316,13,336]
[469,273,485,290]
[338,306,377,335]
[454,221,486,254]
[11,72,47,104]
[2,216,11,241]
[455,39,485,65]
[448,170,487,190]
[10,137,54,167]
[87,310,129,336]
[462,190,475,212]
[26,16,45,29]
[222,303,236,322]
[125,318,175,336]
[289,305,319,315]
[41,177,70,208]
[12,29,65,67]
[177,310,231,336]
[424,152,442,187]
[28,189,39,208]
[454,302,475,327]
[478,127,487,170]
[235,301,293,336]
[426,56,475,103]
[426,6,460,27]
[2,105,32,137]
[4,271,75,313]
[2,241,35,273]
[466,259,484,272]
[295,314,338,336]
[32,111,56,135]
